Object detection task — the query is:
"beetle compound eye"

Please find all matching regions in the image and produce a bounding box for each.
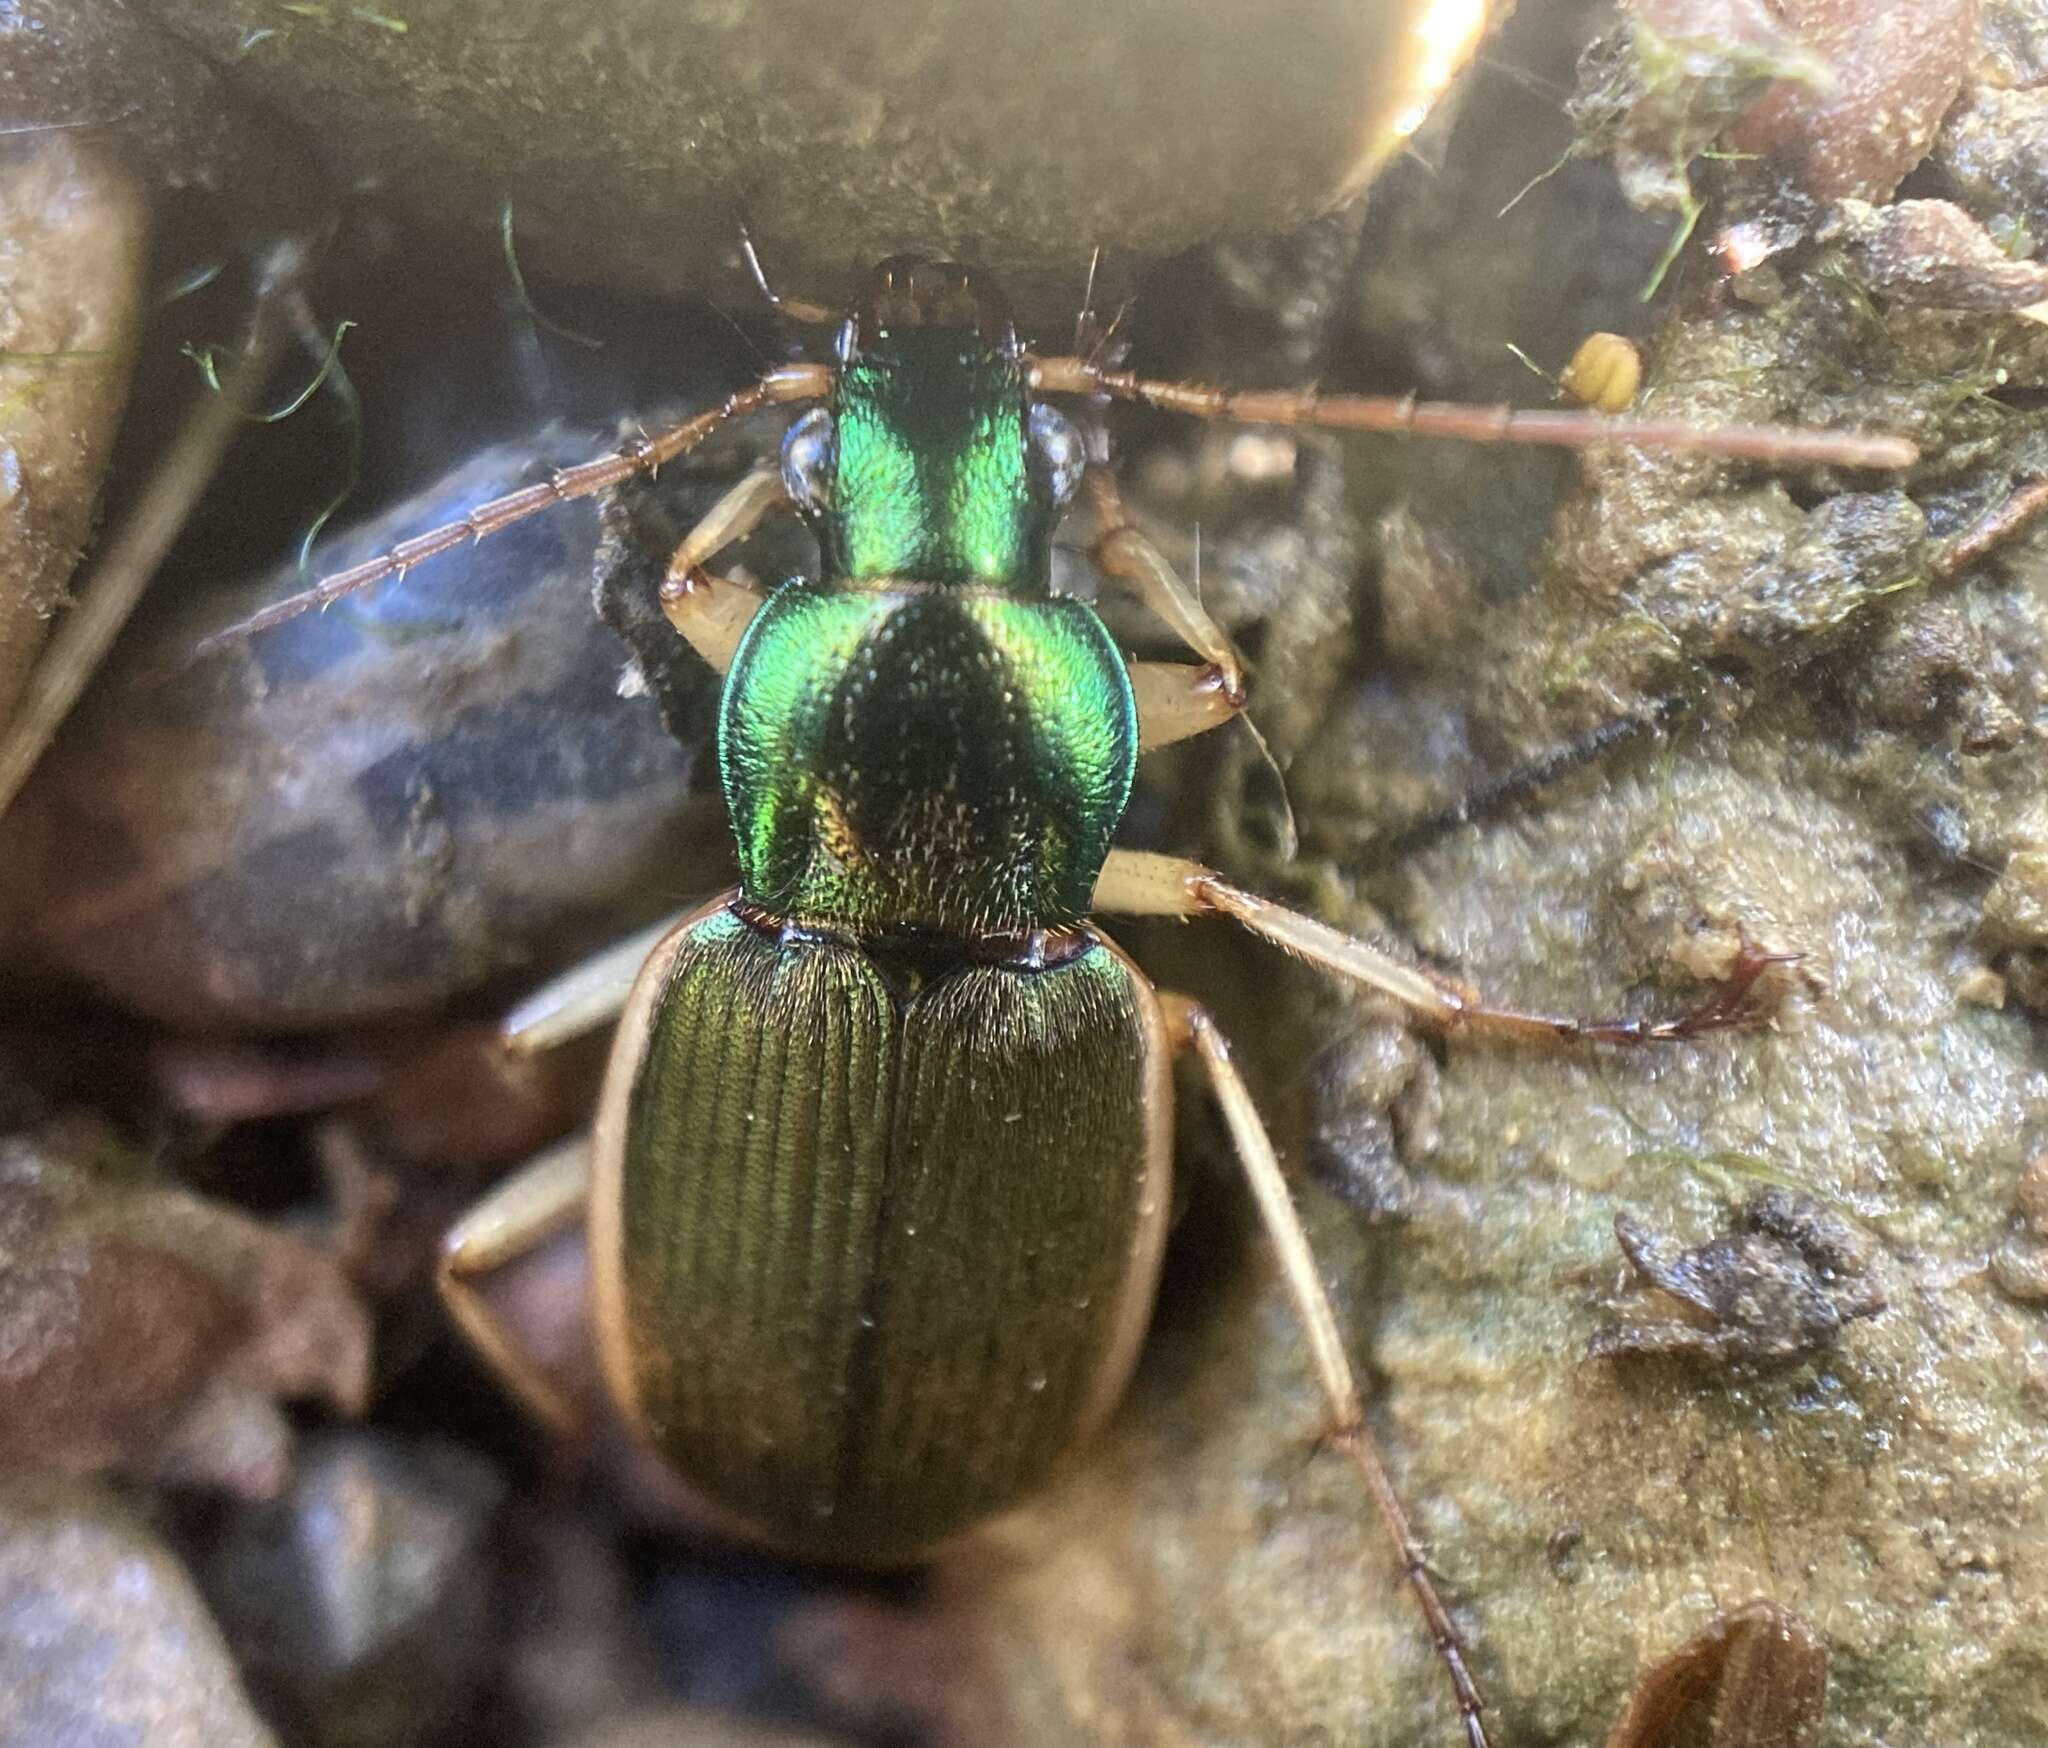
[1027,402,1086,508]
[781,407,837,513]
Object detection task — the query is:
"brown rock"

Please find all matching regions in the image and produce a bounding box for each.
[1,431,725,1030]
[198,1432,507,1748]
[1935,84,2048,242]
[1729,0,1982,203]
[0,136,147,734]
[0,1472,278,1748]
[126,0,1502,324]
[0,1116,371,1497]
[1824,196,2048,314]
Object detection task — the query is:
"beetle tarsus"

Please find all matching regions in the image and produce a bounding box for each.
[1327,1423,1491,1746]
[1570,941,1801,1047]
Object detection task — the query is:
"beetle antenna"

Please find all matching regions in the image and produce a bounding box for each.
[738,226,843,326]
[192,362,833,655]
[1023,356,1920,471]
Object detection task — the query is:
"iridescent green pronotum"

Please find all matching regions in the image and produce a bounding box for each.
[235,254,1915,1748]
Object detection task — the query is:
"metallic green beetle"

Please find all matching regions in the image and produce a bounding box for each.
[241,255,1914,1748]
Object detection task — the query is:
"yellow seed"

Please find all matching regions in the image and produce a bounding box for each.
[1560,332,1641,413]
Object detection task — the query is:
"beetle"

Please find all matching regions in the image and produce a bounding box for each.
[215,251,1914,1748]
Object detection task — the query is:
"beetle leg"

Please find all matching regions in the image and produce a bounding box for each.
[658,460,787,674]
[1084,465,1248,703]
[436,1134,591,1433]
[1097,849,1793,1046]
[1129,660,1243,751]
[1158,992,1491,1748]
[499,910,694,1056]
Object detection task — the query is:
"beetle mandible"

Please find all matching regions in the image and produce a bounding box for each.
[217,250,1915,1748]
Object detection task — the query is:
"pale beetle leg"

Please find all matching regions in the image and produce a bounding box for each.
[1084,463,1248,703]
[659,460,789,673]
[1158,992,1491,1748]
[436,1135,593,1434]
[1100,850,1791,1045]
[499,911,695,1056]
[1129,660,1241,751]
